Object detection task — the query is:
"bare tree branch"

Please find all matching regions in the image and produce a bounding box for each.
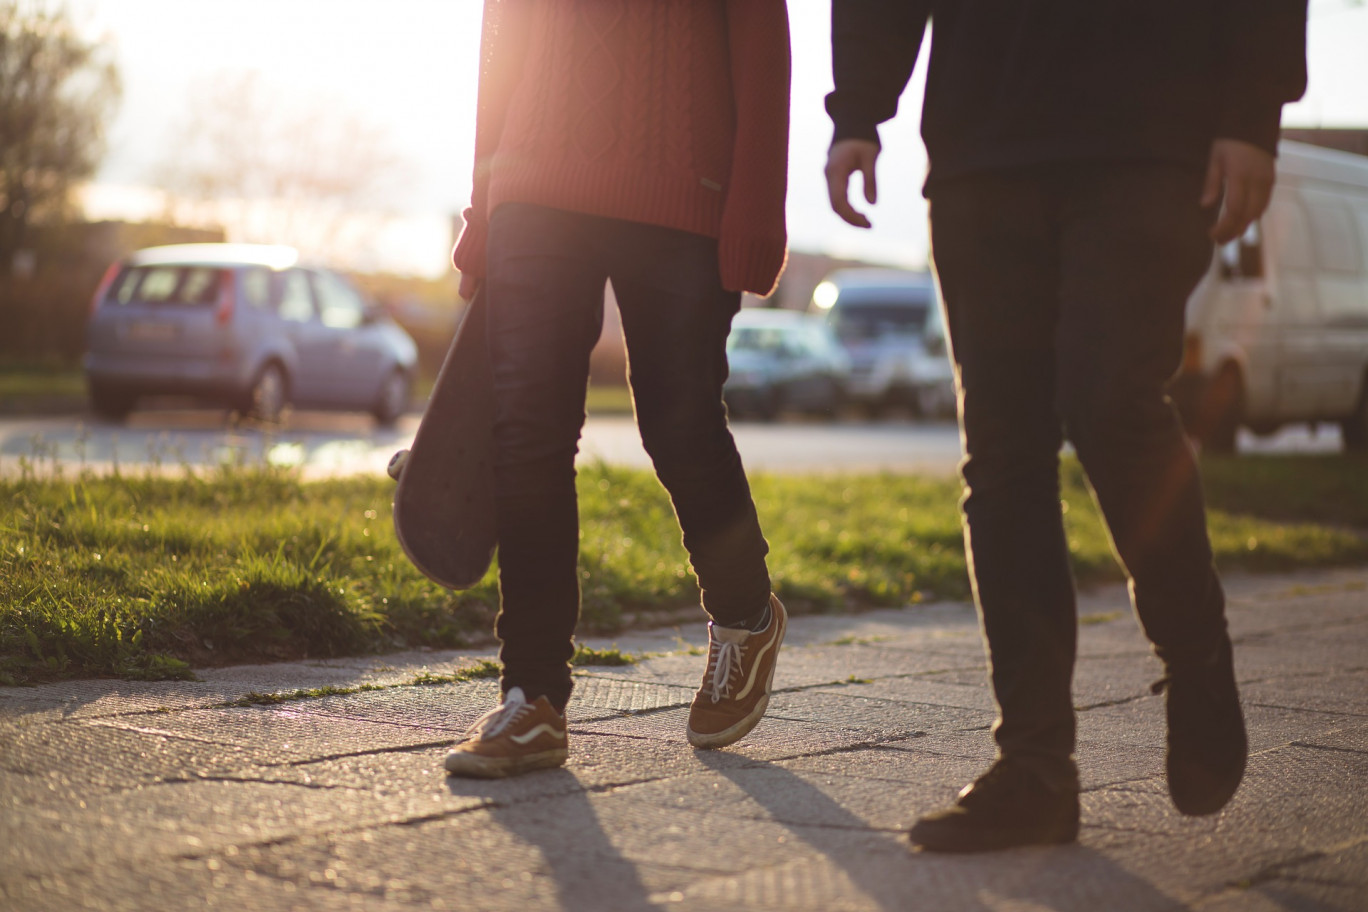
[153,71,408,266]
[0,0,121,274]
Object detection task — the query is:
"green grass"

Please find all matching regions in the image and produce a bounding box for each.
[571,644,640,666]
[1200,455,1368,530]
[585,383,634,416]
[0,360,85,413]
[2,455,1365,685]
[226,660,502,707]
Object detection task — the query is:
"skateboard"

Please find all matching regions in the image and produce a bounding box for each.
[389,290,497,589]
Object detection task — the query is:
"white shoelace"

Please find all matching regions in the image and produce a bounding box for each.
[707,639,747,703]
[465,687,532,739]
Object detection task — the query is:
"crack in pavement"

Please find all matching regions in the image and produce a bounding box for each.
[1247,701,1368,718]
[1288,739,1368,756]
[157,773,366,792]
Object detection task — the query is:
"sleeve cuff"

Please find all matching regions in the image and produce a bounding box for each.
[1215,103,1285,157]
[826,92,884,147]
[719,235,788,297]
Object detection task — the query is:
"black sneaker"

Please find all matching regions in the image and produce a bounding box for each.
[908,758,1080,853]
[1153,634,1247,816]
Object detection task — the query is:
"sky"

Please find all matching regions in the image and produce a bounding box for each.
[71,0,1368,278]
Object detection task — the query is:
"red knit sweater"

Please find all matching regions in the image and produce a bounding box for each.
[453,0,791,296]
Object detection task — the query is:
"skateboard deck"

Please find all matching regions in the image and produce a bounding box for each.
[390,290,497,589]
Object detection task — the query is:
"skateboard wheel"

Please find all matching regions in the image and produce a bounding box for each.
[387,449,409,480]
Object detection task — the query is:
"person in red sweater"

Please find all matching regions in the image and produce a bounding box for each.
[445,0,792,779]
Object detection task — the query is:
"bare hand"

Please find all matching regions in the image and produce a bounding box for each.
[458,273,482,301]
[1202,139,1276,244]
[825,139,881,228]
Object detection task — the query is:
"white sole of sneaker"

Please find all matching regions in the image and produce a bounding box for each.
[443,747,568,779]
[686,611,787,749]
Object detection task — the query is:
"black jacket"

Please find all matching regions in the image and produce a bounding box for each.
[826,1,1308,190]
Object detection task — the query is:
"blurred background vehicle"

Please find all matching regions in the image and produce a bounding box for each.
[1171,140,1368,454]
[724,308,851,421]
[809,268,956,419]
[84,243,418,425]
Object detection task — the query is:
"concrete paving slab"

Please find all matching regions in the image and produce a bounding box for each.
[1,566,1364,911]
[1193,840,1368,912]
[1241,669,1368,718]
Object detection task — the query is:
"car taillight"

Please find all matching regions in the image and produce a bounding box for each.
[215,271,236,326]
[90,262,121,314]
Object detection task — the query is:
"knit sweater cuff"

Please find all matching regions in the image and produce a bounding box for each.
[451,207,488,277]
[719,235,788,297]
[1215,102,1285,158]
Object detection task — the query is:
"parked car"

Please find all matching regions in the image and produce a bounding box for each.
[724,308,851,420]
[84,243,419,425]
[1170,140,1368,453]
[810,268,956,418]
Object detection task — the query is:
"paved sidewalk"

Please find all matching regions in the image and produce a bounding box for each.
[2,568,1365,911]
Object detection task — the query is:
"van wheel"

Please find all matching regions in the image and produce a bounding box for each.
[1341,376,1368,453]
[372,369,410,428]
[1197,364,1243,455]
[246,363,288,423]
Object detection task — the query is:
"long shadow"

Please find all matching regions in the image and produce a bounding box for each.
[447,768,665,912]
[700,751,1182,911]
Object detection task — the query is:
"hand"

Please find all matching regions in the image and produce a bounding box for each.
[458,273,482,301]
[825,139,881,228]
[1202,139,1276,244]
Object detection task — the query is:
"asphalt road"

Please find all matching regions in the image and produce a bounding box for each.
[0,409,968,479]
[0,407,1346,480]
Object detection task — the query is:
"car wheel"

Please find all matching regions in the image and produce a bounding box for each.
[1196,363,1243,455]
[90,385,136,422]
[1341,373,1368,453]
[246,363,288,423]
[372,369,410,428]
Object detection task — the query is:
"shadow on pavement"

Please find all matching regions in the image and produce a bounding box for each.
[701,751,1180,911]
[446,768,664,912]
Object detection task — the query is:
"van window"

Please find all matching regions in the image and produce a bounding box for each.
[1304,191,1363,275]
[1220,223,1264,280]
[1263,197,1313,272]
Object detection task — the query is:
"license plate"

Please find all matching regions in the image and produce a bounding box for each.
[125,322,177,342]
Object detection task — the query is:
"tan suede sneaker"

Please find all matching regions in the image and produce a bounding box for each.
[687,594,787,749]
[444,687,568,778]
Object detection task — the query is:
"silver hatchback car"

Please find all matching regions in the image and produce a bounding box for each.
[84,244,418,425]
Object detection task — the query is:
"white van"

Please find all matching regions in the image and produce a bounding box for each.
[1172,140,1368,453]
[809,268,956,418]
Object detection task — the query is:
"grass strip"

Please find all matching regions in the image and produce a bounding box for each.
[2,456,1365,685]
[0,360,86,414]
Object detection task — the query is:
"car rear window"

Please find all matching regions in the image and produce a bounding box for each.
[106,266,227,306]
[728,326,787,353]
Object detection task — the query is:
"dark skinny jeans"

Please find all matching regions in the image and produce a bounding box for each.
[929,163,1228,791]
[484,203,772,711]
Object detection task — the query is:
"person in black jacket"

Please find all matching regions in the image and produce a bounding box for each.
[825,1,1307,853]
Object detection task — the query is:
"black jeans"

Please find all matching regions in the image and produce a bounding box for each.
[484,203,772,711]
[929,164,1227,790]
